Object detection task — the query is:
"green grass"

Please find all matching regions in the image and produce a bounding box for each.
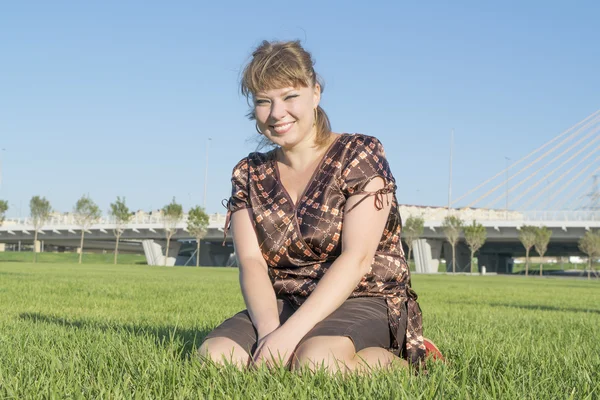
[0,251,147,265]
[512,262,594,274]
[1,263,599,399]
[407,259,595,275]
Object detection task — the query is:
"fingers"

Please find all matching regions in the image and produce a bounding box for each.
[251,343,265,366]
[252,346,289,369]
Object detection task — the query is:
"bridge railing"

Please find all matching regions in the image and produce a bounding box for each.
[522,210,600,222]
[397,206,600,223]
[1,213,228,227]
[3,210,599,227]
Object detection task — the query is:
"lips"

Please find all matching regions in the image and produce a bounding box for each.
[271,122,294,134]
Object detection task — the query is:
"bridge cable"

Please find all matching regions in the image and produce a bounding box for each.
[453,109,600,207]
[520,149,600,210]
[541,155,600,210]
[555,165,600,210]
[472,119,600,208]
[505,131,600,208]
[572,177,600,211]
[483,124,600,209]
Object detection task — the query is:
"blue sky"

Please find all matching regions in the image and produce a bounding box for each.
[1,1,598,218]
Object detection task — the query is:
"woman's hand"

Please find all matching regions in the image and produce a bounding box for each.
[256,321,280,344]
[252,325,303,368]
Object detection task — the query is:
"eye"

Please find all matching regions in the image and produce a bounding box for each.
[255,99,270,105]
[284,94,299,101]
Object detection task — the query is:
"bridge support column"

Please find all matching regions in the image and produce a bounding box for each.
[197,240,236,267]
[443,242,472,273]
[478,254,494,274]
[142,239,182,266]
[413,239,442,273]
[478,254,514,274]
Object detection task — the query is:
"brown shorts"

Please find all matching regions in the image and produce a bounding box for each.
[203,297,392,355]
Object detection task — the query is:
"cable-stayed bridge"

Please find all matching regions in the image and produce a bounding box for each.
[402,108,600,274]
[453,108,600,213]
[1,110,599,271]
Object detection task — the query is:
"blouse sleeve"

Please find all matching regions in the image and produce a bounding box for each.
[340,135,397,212]
[222,157,251,244]
[227,157,251,213]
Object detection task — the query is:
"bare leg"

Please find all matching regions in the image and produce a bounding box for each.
[353,347,407,373]
[291,336,406,375]
[197,337,250,369]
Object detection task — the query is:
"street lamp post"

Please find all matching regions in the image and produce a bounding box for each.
[505,156,510,219]
[0,148,5,191]
[203,138,212,209]
[447,129,454,212]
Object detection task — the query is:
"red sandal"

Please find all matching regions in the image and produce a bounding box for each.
[423,338,445,362]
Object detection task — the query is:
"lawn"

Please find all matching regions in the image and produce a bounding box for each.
[0,252,147,265]
[0,263,599,399]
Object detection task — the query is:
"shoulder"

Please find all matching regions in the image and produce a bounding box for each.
[338,134,388,163]
[231,157,249,179]
[340,133,385,151]
[339,133,395,187]
[231,150,274,175]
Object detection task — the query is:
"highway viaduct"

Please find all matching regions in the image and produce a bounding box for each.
[1,208,599,272]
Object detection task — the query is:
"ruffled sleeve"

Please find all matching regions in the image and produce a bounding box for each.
[340,135,397,213]
[222,157,251,244]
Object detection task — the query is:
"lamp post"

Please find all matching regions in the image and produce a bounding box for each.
[203,138,212,209]
[505,156,510,219]
[447,129,454,212]
[0,148,5,191]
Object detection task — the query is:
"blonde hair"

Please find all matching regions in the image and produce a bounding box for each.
[241,40,332,147]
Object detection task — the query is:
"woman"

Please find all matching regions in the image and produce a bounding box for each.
[199,40,441,373]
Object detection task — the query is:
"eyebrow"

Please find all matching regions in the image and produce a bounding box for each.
[255,88,297,98]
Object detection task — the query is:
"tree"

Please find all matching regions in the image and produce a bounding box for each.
[518,225,537,276]
[579,230,600,280]
[30,196,51,263]
[74,195,101,264]
[463,220,487,273]
[109,196,131,265]
[534,226,552,277]
[187,206,210,267]
[442,215,463,273]
[402,215,424,263]
[0,200,8,226]
[162,197,183,266]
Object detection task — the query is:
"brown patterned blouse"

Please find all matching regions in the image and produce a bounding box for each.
[224,133,425,365]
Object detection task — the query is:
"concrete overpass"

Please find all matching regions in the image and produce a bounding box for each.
[1,208,599,271]
[406,208,600,274]
[0,213,232,266]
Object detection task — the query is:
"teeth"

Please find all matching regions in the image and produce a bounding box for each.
[274,122,292,133]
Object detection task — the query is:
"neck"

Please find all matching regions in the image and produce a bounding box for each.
[277,130,324,171]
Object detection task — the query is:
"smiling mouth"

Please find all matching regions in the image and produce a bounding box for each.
[270,122,294,134]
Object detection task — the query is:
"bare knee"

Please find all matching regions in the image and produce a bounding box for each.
[292,336,356,373]
[198,337,250,368]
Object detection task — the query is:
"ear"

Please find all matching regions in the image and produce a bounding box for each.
[312,83,321,108]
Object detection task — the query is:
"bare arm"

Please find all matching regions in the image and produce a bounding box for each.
[279,177,392,340]
[231,209,280,339]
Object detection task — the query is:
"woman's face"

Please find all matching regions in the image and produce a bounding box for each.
[253,84,320,149]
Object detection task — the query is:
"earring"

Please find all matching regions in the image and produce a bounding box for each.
[314,108,318,127]
[255,122,263,135]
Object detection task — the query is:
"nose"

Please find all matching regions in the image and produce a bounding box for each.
[269,99,287,122]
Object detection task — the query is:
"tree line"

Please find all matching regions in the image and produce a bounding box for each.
[0,196,209,267]
[402,214,600,279]
[3,196,598,274]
